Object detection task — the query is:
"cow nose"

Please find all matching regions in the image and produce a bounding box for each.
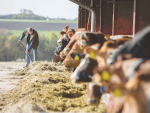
[76,71,92,83]
[87,99,98,105]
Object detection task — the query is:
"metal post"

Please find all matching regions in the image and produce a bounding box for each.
[91,0,95,32]
[78,6,80,28]
[112,0,115,36]
[91,12,95,32]
[81,7,83,28]
[85,0,87,29]
[100,0,102,31]
[133,0,136,38]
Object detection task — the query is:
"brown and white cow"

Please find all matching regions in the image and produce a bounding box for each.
[63,32,106,68]
[62,39,83,68]
[57,25,69,44]
[106,82,150,113]
[60,28,86,59]
[70,39,130,84]
[92,57,150,90]
[53,27,76,63]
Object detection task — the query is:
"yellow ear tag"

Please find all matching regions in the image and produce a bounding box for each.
[102,70,110,81]
[89,52,96,59]
[114,88,122,97]
[74,55,80,61]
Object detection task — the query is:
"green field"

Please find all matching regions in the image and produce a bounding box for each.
[0,19,78,24]
[9,30,60,37]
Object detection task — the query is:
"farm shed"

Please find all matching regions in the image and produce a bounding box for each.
[69,0,150,36]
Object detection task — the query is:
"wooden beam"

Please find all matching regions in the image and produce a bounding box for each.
[69,0,95,12]
[112,0,115,35]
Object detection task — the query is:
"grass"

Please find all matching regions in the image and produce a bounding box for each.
[0,19,78,24]
[10,30,60,37]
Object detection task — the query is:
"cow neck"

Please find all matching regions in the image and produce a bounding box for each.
[127,86,146,112]
[112,62,126,83]
[126,58,145,79]
[147,86,150,113]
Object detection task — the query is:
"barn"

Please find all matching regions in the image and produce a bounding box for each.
[70,0,150,37]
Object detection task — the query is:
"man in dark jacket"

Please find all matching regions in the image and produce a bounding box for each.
[18,27,39,67]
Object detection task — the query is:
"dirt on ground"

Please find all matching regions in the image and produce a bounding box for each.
[0,61,106,113]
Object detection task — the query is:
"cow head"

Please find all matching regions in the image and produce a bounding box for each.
[53,54,62,63]
[57,25,69,44]
[60,47,70,59]
[87,83,103,105]
[70,44,101,83]
[55,34,70,55]
[67,29,76,39]
[62,40,84,68]
[70,54,98,83]
[92,61,127,86]
[79,32,105,49]
[106,84,146,113]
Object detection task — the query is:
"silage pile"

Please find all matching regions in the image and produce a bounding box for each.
[0,62,105,113]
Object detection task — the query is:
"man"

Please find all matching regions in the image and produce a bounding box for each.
[18,27,39,67]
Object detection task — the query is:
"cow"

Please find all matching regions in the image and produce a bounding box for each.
[60,28,86,59]
[92,57,150,89]
[106,82,150,113]
[87,83,103,105]
[79,31,106,49]
[53,28,76,63]
[53,54,62,63]
[87,83,110,106]
[70,43,102,83]
[55,34,71,56]
[108,26,150,65]
[57,25,69,44]
[62,39,83,68]
[70,39,130,84]
[62,32,106,68]
[55,29,76,55]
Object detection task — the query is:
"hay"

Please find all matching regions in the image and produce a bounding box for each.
[0,61,106,113]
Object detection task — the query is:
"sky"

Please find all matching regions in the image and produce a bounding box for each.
[0,0,78,19]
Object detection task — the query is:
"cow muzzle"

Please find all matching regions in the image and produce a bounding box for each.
[87,98,100,105]
[75,71,93,83]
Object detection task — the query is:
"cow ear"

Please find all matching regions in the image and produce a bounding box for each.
[70,53,85,60]
[84,46,99,54]
[80,32,89,40]
[108,84,124,97]
[84,47,94,54]
[70,53,79,59]
[63,26,69,32]
[84,47,98,59]
[64,25,69,30]
[60,31,65,35]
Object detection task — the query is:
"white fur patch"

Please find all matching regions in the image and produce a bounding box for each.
[91,46,99,50]
[106,58,115,65]
[57,39,61,43]
[110,35,133,40]
[89,83,96,91]
[101,93,110,106]
[75,31,81,35]
[70,54,89,83]
[80,40,87,46]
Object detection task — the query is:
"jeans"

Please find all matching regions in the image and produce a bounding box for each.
[26,44,37,66]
